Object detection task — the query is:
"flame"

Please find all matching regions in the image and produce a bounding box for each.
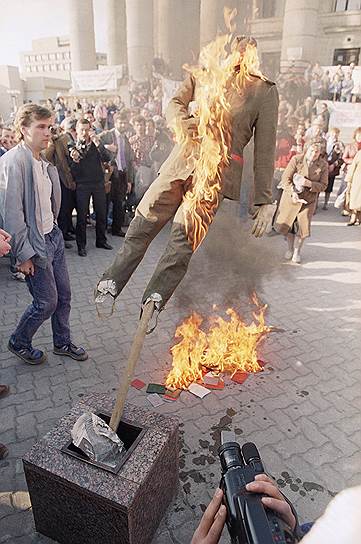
[165,296,271,390]
[224,6,238,33]
[173,10,264,251]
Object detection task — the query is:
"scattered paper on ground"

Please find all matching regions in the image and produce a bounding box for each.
[147,393,165,407]
[188,383,211,398]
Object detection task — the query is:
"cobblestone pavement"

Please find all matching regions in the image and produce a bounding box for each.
[1,200,361,543]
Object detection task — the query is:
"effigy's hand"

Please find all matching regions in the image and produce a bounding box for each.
[251,202,277,238]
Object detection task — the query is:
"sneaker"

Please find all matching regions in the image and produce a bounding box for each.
[11,271,26,282]
[53,343,88,361]
[0,444,9,460]
[8,341,47,365]
[292,252,301,264]
[284,250,293,260]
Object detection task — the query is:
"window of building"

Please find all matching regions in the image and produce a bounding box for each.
[65,63,70,70]
[49,53,56,60]
[333,47,360,64]
[26,66,31,72]
[260,0,276,18]
[334,0,361,10]
[56,53,61,59]
[51,64,57,71]
[35,55,41,61]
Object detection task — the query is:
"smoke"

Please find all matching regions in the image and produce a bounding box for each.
[173,198,289,313]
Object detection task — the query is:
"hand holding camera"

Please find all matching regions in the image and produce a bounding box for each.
[69,147,81,163]
[193,436,299,544]
[68,139,87,163]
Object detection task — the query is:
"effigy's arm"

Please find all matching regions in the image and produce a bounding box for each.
[166,74,196,129]
[253,84,279,206]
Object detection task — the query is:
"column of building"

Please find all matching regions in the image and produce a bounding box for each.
[200,0,220,49]
[155,0,200,80]
[280,0,321,73]
[125,0,154,81]
[106,0,127,66]
[183,0,201,67]
[69,0,97,71]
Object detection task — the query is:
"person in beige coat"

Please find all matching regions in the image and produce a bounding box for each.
[275,141,328,263]
[345,150,361,225]
[95,37,279,312]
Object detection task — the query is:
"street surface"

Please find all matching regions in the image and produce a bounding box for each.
[0,199,360,543]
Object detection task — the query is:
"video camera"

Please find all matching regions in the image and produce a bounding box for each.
[218,432,296,544]
[68,139,88,160]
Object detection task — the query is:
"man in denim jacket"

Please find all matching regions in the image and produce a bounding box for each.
[0,104,87,365]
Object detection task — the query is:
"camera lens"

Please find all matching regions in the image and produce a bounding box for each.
[218,442,243,473]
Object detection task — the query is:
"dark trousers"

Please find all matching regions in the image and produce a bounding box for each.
[11,225,71,349]
[110,170,127,233]
[58,182,76,237]
[76,184,107,249]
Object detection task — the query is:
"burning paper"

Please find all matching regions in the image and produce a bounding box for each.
[165,296,270,391]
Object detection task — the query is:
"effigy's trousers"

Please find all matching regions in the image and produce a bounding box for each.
[99,171,221,307]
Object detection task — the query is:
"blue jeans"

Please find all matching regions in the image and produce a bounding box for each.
[10,225,71,349]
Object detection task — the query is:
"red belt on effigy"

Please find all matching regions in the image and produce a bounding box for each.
[231,153,244,165]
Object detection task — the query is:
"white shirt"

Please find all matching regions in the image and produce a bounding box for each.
[33,157,54,235]
[301,485,361,543]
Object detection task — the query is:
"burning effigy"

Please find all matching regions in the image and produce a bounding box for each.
[95,7,278,316]
[176,8,266,252]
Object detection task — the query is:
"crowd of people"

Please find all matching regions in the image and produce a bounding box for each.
[272,91,361,262]
[306,62,357,102]
[0,80,174,266]
[275,61,359,107]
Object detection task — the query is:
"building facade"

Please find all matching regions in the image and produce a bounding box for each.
[20,37,107,81]
[251,0,361,78]
[103,0,361,81]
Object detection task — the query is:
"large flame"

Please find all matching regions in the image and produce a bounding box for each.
[173,9,264,251]
[165,295,270,390]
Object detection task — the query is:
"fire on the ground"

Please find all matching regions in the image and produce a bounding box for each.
[165,295,271,391]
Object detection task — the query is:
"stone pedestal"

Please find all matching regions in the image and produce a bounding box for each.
[23,393,179,544]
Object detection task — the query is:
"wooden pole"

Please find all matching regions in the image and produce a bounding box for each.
[109,300,155,432]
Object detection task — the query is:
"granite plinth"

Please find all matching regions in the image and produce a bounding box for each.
[23,393,179,544]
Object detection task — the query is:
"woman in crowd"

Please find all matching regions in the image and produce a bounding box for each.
[275,140,328,264]
[340,127,361,216]
[323,127,344,210]
[345,148,361,226]
[329,74,342,102]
